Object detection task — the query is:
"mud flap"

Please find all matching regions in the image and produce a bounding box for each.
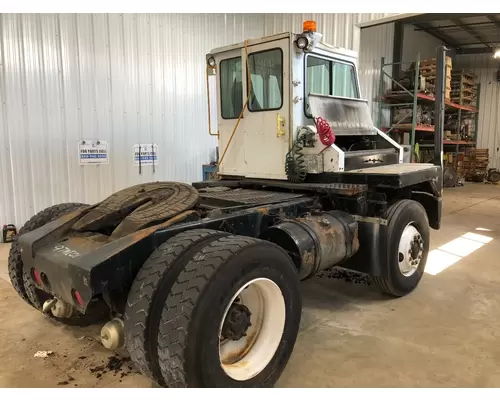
[340,218,389,278]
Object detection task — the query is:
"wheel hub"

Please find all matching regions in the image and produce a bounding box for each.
[410,239,420,259]
[218,278,286,381]
[221,302,252,341]
[398,223,424,277]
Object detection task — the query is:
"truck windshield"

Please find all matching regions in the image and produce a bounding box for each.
[305,55,359,117]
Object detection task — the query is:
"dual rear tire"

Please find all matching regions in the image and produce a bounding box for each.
[124,230,302,388]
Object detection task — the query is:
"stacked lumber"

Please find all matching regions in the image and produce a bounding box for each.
[463,148,489,181]
[451,69,477,105]
[419,56,452,100]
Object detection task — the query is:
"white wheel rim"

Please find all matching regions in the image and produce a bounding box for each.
[398,223,424,277]
[218,278,285,381]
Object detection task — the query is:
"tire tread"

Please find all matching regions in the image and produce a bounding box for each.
[124,229,228,385]
[372,199,428,296]
[157,235,259,388]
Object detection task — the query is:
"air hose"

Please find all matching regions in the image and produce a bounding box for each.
[315,117,335,146]
[285,133,307,183]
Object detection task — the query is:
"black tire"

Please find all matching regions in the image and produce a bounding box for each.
[372,199,430,297]
[157,236,302,388]
[8,203,87,305]
[124,229,229,386]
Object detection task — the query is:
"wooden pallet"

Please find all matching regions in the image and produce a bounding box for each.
[463,149,489,180]
[422,75,452,86]
[452,68,475,79]
[451,95,475,102]
[451,86,476,94]
[420,69,452,79]
[451,78,476,87]
[451,70,476,87]
[420,56,453,68]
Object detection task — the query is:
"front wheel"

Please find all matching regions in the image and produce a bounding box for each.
[156,236,302,388]
[372,199,430,297]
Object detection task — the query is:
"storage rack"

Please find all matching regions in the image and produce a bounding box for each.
[377,54,480,163]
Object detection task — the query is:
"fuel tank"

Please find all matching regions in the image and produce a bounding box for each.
[259,211,359,280]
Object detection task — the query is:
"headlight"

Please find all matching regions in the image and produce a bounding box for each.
[207,57,216,67]
[296,36,309,50]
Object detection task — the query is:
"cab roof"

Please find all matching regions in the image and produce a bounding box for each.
[207,31,358,61]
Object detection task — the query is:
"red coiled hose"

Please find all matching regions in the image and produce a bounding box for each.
[315,117,335,146]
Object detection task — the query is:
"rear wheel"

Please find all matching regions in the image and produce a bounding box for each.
[124,229,229,386]
[157,236,302,388]
[372,199,430,297]
[8,203,87,305]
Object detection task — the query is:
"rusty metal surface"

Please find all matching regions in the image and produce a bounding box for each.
[239,180,368,196]
[199,189,305,205]
[346,163,437,175]
[192,179,367,196]
[72,182,199,239]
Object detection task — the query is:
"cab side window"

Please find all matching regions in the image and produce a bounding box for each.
[248,48,283,111]
[220,57,243,119]
[305,55,359,117]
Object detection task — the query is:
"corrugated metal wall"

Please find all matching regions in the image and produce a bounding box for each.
[402,24,445,63]
[0,13,396,227]
[263,13,394,52]
[455,55,500,169]
[0,13,264,227]
[358,23,394,125]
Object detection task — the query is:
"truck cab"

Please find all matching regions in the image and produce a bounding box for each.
[206,21,403,181]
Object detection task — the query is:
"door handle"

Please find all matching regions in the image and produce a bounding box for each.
[276,113,286,137]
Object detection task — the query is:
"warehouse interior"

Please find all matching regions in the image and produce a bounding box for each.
[1,12,500,388]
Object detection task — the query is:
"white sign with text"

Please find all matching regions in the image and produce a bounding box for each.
[134,144,159,166]
[78,140,109,165]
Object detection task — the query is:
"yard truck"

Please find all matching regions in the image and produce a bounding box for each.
[8,21,444,388]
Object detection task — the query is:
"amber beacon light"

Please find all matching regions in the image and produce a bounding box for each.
[303,20,317,32]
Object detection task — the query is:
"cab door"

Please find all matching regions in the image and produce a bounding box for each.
[241,38,290,179]
[216,48,246,177]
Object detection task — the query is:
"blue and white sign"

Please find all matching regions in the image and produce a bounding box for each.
[78,140,109,165]
[134,144,159,166]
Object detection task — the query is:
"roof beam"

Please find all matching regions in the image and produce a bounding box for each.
[414,23,460,47]
[456,47,493,55]
[404,13,479,24]
[414,21,494,30]
[486,15,500,29]
[452,18,492,49]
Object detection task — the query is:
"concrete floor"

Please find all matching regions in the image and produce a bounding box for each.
[1,183,500,387]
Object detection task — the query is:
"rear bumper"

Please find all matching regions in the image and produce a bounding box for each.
[18,210,156,312]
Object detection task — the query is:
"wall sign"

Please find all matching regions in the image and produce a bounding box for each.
[134,144,158,166]
[79,140,109,165]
